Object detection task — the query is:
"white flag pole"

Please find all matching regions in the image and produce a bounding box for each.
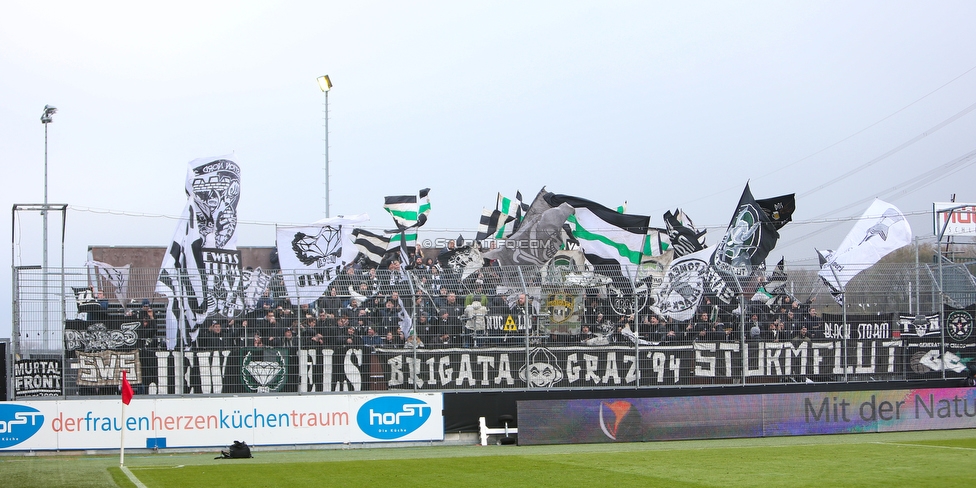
[120,401,127,466]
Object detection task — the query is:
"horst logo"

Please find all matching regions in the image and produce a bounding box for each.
[357,397,432,440]
[0,405,44,448]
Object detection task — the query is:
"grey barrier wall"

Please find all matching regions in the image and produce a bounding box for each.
[8,260,976,400]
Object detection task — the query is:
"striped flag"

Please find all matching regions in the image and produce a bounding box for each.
[384,195,417,229]
[497,192,523,220]
[545,193,651,279]
[418,188,431,225]
[496,191,529,237]
[352,228,391,266]
[384,188,431,229]
[384,188,431,264]
[767,257,788,294]
[476,208,513,241]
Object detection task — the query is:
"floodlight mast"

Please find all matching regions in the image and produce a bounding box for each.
[41,105,57,348]
[317,75,332,218]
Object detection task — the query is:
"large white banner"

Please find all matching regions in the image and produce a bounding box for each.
[276,214,369,305]
[0,392,443,451]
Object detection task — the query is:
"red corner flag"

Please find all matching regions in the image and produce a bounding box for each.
[121,370,134,405]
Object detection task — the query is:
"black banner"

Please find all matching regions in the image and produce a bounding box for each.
[821,313,896,341]
[375,339,906,390]
[51,308,976,395]
[897,306,976,379]
[14,358,62,397]
[141,347,368,395]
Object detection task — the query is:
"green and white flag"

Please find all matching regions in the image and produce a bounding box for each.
[495,191,527,238]
[545,193,651,280]
[383,188,431,262]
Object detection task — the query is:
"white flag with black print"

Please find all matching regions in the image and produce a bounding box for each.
[276,214,370,305]
[818,199,913,302]
[87,260,130,305]
[156,155,242,350]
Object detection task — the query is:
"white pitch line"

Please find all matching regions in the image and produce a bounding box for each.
[873,441,976,451]
[120,465,148,488]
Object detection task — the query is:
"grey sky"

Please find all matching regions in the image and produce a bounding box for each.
[3,1,976,338]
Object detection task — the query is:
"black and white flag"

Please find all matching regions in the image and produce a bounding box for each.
[484,188,574,267]
[663,209,706,258]
[351,228,392,266]
[817,248,844,305]
[476,208,513,241]
[157,155,241,350]
[711,183,784,279]
[437,245,484,281]
[656,247,737,322]
[757,193,796,230]
[817,199,912,305]
[242,267,271,311]
[276,214,369,305]
[498,191,529,237]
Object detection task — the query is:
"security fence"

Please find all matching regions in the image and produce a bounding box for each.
[9,260,976,400]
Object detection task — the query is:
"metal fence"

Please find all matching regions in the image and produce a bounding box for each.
[9,260,976,399]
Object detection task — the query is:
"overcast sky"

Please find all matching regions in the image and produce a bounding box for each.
[3,1,976,339]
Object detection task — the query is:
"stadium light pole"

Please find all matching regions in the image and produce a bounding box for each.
[317,75,332,218]
[41,104,56,348]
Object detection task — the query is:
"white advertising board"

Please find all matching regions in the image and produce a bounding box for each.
[0,392,443,451]
[933,202,976,237]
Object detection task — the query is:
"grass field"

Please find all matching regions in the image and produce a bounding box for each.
[3,429,976,487]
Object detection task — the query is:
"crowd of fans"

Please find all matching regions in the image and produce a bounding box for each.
[181,250,827,352]
[69,251,836,395]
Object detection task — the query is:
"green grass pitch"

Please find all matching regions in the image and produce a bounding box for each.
[2,429,976,487]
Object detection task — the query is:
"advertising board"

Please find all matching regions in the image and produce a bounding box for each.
[0,392,443,451]
[517,387,976,445]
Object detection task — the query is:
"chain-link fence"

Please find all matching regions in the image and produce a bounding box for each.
[10,260,976,399]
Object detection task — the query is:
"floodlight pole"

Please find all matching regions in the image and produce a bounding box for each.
[41,105,56,349]
[317,75,332,218]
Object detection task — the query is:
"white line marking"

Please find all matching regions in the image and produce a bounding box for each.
[873,441,976,451]
[121,465,148,488]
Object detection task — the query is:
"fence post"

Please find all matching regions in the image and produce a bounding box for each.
[404,269,419,392]
[516,265,531,390]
